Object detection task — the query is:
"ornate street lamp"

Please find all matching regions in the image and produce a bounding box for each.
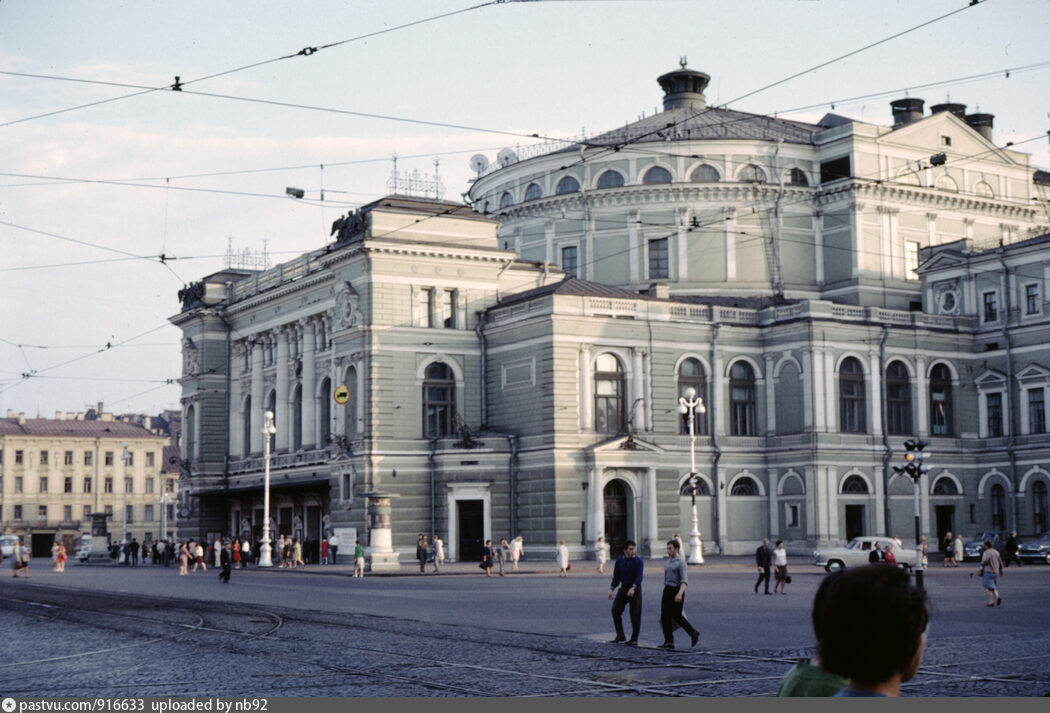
[677,387,706,564]
[258,411,277,567]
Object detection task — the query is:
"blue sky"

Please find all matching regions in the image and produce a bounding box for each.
[1,0,1048,419]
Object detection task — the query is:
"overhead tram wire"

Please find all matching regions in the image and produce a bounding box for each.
[0,1,504,129]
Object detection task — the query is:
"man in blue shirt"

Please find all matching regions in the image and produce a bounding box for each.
[607,539,643,645]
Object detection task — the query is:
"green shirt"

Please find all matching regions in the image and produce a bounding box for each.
[354,544,365,559]
[776,659,849,697]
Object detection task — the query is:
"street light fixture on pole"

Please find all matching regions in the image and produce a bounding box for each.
[258,411,277,567]
[677,387,706,565]
[120,442,130,550]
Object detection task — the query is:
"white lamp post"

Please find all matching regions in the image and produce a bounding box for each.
[258,411,277,567]
[120,442,130,551]
[159,492,174,542]
[677,387,706,565]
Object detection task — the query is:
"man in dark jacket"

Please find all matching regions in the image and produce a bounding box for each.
[608,540,644,645]
[219,541,232,583]
[755,538,772,594]
[868,542,884,563]
[1004,532,1022,567]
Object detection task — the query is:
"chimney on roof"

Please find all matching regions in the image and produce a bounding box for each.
[143,416,151,431]
[66,412,74,420]
[18,412,25,425]
[101,413,114,422]
[5,409,12,418]
[648,283,671,299]
[76,412,84,421]
[56,411,63,420]
[965,112,994,142]
[930,102,967,119]
[890,98,924,126]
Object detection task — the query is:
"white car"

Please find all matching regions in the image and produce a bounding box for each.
[0,535,18,557]
[813,536,919,572]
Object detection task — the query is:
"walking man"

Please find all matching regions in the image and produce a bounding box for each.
[755,538,772,594]
[353,539,366,578]
[417,534,429,574]
[659,539,700,649]
[219,541,232,584]
[607,539,643,646]
[1004,531,1022,567]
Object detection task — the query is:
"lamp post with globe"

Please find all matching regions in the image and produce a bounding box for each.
[677,387,706,565]
[258,411,277,568]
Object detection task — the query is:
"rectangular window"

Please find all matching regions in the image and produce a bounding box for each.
[904,241,920,280]
[15,476,23,493]
[84,451,93,466]
[16,450,24,465]
[987,392,1004,437]
[38,505,47,521]
[146,452,155,467]
[40,450,49,465]
[788,504,799,528]
[64,505,72,522]
[64,477,73,493]
[145,505,154,522]
[14,505,22,520]
[648,238,669,279]
[820,156,851,183]
[84,505,92,521]
[442,289,457,329]
[104,477,113,494]
[166,504,175,522]
[105,451,114,466]
[983,291,997,323]
[145,478,154,494]
[125,505,134,523]
[104,505,113,516]
[1026,284,1040,315]
[125,477,133,494]
[561,245,578,279]
[127,452,134,466]
[1030,388,1046,434]
[40,476,49,493]
[84,477,92,494]
[166,478,175,493]
[426,288,437,328]
[64,450,74,465]
[940,135,952,147]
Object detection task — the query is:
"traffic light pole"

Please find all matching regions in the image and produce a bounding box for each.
[912,479,924,589]
[898,439,929,590]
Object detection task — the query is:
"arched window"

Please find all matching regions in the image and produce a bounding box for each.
[739,164,767,183]
[596,170,625,189]
[679,478,711,496]
[185,405,196,459]
[677,358,708,435]
[265,391,276,452]
[555,176,580,194]
[990,483,1006,530]
[242,396,252,458]
[935,175,959,192]
[292,384,303,451]
[842,475,870,494]
[319,377,331,447]
[839,357,866,433]
[524,183,542,201]
[974,181,994,198]
[1034,481,1048,534]
[690,164,720,183]
[423,363,454,438]
[786,168,809,186]
[594,353,625,434]
[730,476,759,496]
[932,477,959,495]
[499,191,514,209]
[344,367,358,440]
[729,361,756,436]
[897,169,921,186]
[642,166,672,184]
[886,361,912,434]
[929,363,953,436]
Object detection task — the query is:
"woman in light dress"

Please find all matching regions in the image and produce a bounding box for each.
[595,535,609,573]
[953,534,964,566]
[510,536,524,571]
[556,540,570,577]
[54,543,67,572]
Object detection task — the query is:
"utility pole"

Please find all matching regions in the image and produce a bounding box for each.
[894,439,929,589]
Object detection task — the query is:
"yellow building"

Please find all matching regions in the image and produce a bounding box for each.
[0,411,176,557]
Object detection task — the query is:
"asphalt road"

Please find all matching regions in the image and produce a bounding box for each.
[1,557,1048,696]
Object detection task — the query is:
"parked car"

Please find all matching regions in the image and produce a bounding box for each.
[963,531,1010,562]
[1018,533,1050,564]
[74,534,93,562]
[813,536,919,572]
[0,534,18,558]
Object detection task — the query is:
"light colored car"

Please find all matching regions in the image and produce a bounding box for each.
[0,534,19,558]
[74,534,93,562]
[1018,533,1050,564]
[813,536,919,572]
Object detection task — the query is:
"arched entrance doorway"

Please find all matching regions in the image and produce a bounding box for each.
[604,479,630,557]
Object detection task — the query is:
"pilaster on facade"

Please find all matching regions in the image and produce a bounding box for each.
[868,352,883,437]
[763,353,776,435]
[916,354,929,437]
[275,326,291,452]
[632,348,645,432]
[579,345,593,431]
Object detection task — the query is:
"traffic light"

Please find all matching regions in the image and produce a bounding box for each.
[894,439,930,481]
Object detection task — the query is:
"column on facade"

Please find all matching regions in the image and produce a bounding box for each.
[825,468,840,540]
[813,212,825,286]
[874,464,887,535]
[724,207,737,281]
[230,345,244,457]
[586,467,602,545]
[332,357,345,438]
[868,352,883,436]
[763,353,776,435]
[628,211,640,284]
[584,212,595,282]
[250,340,265,454]
[544,220,555,266]
[804,348,821,431]
[301,318,317,449]
[823,351,836,432]
[804,466,818,542]
[632,348,645,432]
[915,355,928,438]
[275,326,291,451]
[645,467,659,557]
[920,470,931,542]
[643,349,654,432]
[767,468,779,539]
[712,347,726,437]
[579,346,593,430]
[813,467,829,542]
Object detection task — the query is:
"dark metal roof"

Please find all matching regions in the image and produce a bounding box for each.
[495,277,656,308]
[0,418,163,439]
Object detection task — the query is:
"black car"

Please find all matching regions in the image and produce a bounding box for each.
[1018,533,1050,564]
[962,531,1010,562]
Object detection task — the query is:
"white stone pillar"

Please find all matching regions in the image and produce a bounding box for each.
[579,346,593,430]
[813,212,825,286]
[874,466,886,535]
[826,468,840,540]
[632,348,645,431]
[725,207,737,281]
[916,355,928,438]
[230,349,244,457]
[764,353,776,435]
[814,467,829,542]
[804,467,817,541]
[713,347,726,437]
[544,220,555,266]
[628,211,640,284]
[587,468,602,544]
[645,467,659,557]
[824,351,836,432]
[275,326,291,451]
[811,348,826,432]
[301,318,317,449]
[250,340,264,454]
[643,349,654,432]
[767,468,779,538]
[869,352,883,436]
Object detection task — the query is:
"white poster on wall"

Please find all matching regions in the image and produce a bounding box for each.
[331,527,357,564]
